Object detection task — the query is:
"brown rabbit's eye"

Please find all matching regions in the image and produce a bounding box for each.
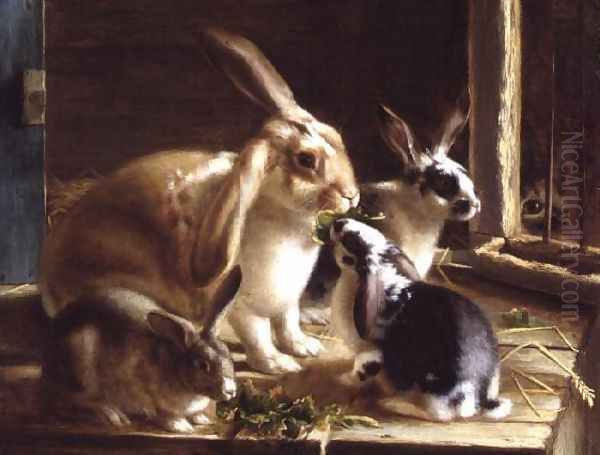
[342,255,356,266]
[296,152,317,170]
[193,358,210,372]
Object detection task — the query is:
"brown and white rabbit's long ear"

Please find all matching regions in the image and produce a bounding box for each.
[147,311,197,351]
[192,141,270,286]
[203,28,300,116]
[377,104,427,169]
[201,265,242,338]
[432,88,470,158]
[354,267,385,341]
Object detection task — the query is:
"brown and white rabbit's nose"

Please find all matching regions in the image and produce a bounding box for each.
[220,377,237,401]
[345,192,360,209]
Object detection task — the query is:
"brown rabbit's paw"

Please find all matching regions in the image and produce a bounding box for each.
[98,405,132,427]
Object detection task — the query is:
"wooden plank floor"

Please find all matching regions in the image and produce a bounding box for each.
[0,269,592,454]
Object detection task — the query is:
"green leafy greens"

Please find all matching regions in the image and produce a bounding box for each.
[217,381,379,439]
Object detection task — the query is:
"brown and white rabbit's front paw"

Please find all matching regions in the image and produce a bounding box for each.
[278,332,323,358]
[159,416,195,433]
[299,306,331,326]
[246,349,302,374]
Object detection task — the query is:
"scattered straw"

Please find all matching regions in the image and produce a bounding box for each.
[501,341,595,408]
[512,373,543,419]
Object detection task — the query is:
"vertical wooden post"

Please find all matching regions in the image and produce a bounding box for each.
[468,0,522,239]
[0,0,45,283]
[583,0,600,247]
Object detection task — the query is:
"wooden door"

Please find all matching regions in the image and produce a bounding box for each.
[0,0,45,283]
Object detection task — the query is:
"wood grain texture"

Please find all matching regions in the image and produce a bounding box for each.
[0,0,45,284]
[468,0,522,238]
[45,0,469,182]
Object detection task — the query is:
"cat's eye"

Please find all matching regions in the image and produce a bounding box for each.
[296,152,317,170]
[342,255,355,266]
[523,199,544,215]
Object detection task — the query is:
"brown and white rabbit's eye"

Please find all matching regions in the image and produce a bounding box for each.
[296,152,317,170]
[342,255,356,266]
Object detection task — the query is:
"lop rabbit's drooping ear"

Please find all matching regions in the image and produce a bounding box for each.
[329,219,511,422]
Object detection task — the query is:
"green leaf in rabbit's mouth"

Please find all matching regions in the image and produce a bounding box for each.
[312,206,385,245]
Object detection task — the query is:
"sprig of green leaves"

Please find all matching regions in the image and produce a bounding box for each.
[217,381,379,439]
[312,207,385,245]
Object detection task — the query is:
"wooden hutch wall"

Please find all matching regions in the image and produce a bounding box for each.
[45,0,469,183]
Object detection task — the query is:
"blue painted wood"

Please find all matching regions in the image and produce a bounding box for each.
[0,0,45,283]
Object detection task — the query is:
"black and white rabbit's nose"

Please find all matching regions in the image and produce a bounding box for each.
[453,198,472,215]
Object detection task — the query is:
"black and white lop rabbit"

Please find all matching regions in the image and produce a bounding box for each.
[329,219,511,421]
[43,267,242,433]
[361,93,480,279]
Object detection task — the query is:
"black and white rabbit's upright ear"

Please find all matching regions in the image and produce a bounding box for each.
[432,88,471,158]
[376,104,428,169]
[203,28,303,118]
[202,265,243,338]
[147,312,198,352]
[354,267,386,341]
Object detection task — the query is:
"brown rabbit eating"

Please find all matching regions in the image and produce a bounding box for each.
[42,267,242,433]
[40,28,359,374]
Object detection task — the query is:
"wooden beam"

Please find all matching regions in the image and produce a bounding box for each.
[582,0,600,247]
[468,0,522,238]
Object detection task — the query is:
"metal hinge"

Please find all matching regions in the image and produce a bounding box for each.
[22,69,46,126]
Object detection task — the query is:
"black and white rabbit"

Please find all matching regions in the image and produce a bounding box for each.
[329,219,511,421]
[301,92,479,325]
[42,267,242,433]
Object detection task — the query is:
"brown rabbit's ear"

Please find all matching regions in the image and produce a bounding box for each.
[377,104,426,168]
[202,265,242,338]
[433,88,470,157]
[147,311,197,351]
[203,28,298,116]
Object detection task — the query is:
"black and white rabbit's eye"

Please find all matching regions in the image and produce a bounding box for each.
[431,171,459,198]
[342,255,356,266]
[296,152,317,170]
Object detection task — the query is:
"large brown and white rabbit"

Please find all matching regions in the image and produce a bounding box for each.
[40,28,359,374]
[43,266,242,433]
